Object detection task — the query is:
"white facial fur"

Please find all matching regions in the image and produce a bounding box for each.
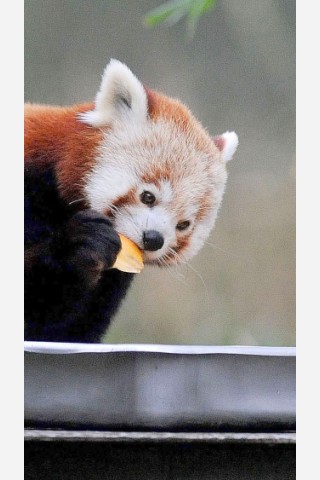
[81,60,238,266]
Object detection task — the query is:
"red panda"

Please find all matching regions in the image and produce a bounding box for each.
[24,59,238,343]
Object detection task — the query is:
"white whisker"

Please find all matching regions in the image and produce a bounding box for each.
[177,251,210,300]
[69,197,86,206]
[160,252,188,284]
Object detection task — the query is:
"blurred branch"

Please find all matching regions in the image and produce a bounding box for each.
[143,0,217,39]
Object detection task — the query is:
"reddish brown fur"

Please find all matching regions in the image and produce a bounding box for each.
[25,102,103,204]
[196,192,214,222]
[146,89,194,131]
[175,235,192,253]
[104,188,137,217]
[146,89,214,154]
[141,168,170,187]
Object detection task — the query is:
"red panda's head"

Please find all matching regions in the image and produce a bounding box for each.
[79,60,238,266]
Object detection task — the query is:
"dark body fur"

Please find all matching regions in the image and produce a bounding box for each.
[24,164,134,343]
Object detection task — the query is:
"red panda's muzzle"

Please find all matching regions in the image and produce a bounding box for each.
[142,230,164,252]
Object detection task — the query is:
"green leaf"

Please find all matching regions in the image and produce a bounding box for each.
[186,0,217,39]
[143,0,218,38]
[189,0,217,19]
[143,0,190,28]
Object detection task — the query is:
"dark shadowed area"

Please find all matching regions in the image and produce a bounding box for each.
[25,0,295,346]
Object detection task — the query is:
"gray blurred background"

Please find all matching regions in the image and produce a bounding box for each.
[25,0,295,346]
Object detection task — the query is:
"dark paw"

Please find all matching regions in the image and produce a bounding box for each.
[64,210,121,285]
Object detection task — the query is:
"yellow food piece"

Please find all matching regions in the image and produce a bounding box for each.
[113,234,144,273]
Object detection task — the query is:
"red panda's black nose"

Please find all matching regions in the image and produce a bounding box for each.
[142,230,164,251]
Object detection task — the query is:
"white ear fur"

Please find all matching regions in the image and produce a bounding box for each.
[80,59,148,127]
[220,131,239,162]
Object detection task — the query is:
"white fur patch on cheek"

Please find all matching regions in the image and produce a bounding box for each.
[84,162,137,212]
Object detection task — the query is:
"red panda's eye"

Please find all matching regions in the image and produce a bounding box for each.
[140,191,156,206]
[176,221,190,231]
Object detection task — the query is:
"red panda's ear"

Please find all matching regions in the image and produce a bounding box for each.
[80,59,148,127]
[213,131,239,162]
